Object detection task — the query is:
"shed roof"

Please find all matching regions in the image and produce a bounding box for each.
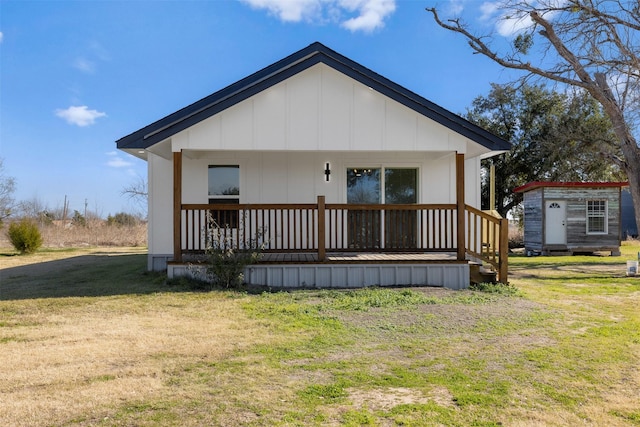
[116,42,511,152]
[514,181,629,193]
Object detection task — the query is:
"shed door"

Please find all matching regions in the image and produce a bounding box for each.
[545,200,567,245]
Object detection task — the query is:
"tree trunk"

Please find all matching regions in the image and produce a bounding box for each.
[626,163,640,237]
[591,74,640,236]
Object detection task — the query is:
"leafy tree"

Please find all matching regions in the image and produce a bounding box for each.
[466,83,624,217]
[0,158,16,225]
[427,0,640,228]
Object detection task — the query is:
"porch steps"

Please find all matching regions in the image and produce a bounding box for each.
[469,262,497,284]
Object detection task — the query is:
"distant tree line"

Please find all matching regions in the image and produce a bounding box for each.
[0,158,145,228]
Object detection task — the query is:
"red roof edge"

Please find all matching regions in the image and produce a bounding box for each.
[513,181,629,193]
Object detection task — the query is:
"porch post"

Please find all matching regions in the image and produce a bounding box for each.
[456,153,466,261]
[317,195,326,261]
[498,217,509,283]
[173,151,182,262]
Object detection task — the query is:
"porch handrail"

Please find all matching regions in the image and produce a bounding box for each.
[464,205,508,283]
[179,199,508,283]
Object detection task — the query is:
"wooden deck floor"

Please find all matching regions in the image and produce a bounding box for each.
[259,252,460,264]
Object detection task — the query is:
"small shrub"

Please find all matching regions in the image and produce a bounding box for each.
[7,219,43,254]
[72,210,87,227]
[195,217,266,289]
[107,212,139,227]
[38,210,55,226]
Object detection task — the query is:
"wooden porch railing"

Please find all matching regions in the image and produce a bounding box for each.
[179,196,508,282]
[464,205,509,282]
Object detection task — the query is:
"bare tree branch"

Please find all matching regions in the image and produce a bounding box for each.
[121,175,148,214]
[427,0,640,229]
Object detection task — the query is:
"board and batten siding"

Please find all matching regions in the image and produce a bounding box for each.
[147,151,482,268]
[170,63,481,156]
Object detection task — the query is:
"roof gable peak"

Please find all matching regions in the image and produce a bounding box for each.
[117,42,510,153]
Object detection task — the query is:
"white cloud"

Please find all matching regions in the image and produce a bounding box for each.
[241,0,396,32]
[0,32,4,43]
[88,41,110,61]
[479,1,499,21]
[480,0,559,37]
[106,152,133,168]
[242,0,320,22]
[72,41,110,74]
[55,105,107,127]
[495,13,533,37]
[341,0,396,32]
[445,0,465,15]
[73,57,96,73]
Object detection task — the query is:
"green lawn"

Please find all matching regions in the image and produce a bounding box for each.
[1,243,639,426]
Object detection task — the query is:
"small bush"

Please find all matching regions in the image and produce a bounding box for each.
[192,218,266,289]
[107,212,139,227]
[7,219,43,254]
[72,210,87,227]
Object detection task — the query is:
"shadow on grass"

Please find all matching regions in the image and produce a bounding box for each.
[0,252,181,301]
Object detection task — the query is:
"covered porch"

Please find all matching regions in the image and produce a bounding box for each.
[168,152,508,289]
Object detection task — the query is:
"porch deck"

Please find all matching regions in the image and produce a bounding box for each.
[259,251,458,263]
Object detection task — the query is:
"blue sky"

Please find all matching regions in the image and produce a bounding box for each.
[0,0,523,218]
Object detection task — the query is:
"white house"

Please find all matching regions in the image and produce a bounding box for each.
[116,42,510,289]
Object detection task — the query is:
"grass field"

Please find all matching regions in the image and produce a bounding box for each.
[1,243,639,426]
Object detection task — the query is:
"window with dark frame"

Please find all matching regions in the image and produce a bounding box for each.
[208,165,240,228]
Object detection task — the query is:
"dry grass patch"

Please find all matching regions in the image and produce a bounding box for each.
[0,221,146,250]
[0,293,280,427]
[347,386,453,411]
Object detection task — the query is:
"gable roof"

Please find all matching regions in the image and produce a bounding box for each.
[116,42,511,152]
[514,181,629,193]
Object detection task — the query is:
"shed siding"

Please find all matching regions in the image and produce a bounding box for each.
[522,188,543,251]
[522,185,622,254]
[547,187,621,249]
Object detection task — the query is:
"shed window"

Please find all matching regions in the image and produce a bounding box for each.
[586,200,607,234]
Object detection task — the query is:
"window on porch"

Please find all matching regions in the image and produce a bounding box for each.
[208,165,240,228]
[346,167,418,249]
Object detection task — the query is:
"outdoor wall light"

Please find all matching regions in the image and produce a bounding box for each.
[324,162,331,181]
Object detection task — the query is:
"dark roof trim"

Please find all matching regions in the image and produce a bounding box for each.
[514,181,629,193]
[117,42,511,151]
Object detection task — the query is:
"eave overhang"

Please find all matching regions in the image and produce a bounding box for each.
[116,42,511,155]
